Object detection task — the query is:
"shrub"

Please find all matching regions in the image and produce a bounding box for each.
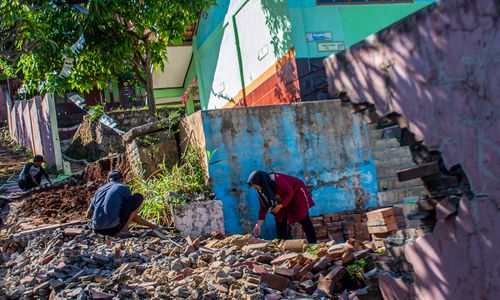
[132,146,209,226]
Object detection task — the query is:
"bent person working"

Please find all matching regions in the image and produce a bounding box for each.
[247,170,317,243]
[18,155,52,191]
[86,170,159,237]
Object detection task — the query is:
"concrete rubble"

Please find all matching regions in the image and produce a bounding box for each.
[0,211,418,300]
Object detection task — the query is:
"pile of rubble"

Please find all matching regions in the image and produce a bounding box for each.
[0,227,390,299]
[0,215,422,300]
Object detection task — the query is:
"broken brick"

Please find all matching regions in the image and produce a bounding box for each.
[274,267,296,279]
[259,272,289,291]
[301,272,314,281]
[366,215,397,227]
[271,252,299,265]
[243,242,269,252]
[313,256,332,271]
[300,280,317,294]
[318,274,335,295]
[20,276,35,285]
[366,208,394,220]
[341,250,355,265]
[283,239,308,252]
[325,266,346,282]
[296,259,318,280]
[50,279,65,292]
[63,227,83,237]
[396,161,440,182]
[210,283,228,293]
[41,253,57,265]
[367,223,398,234]
[91,291,114,299]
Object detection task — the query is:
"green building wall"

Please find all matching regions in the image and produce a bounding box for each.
[194,0,434,108]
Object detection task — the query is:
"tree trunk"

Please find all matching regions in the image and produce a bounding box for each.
[144,40,156,116]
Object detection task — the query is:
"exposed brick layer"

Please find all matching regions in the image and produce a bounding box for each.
[324,0,500,299]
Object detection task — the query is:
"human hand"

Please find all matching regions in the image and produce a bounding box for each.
[253,224,261,237]
[270,204,283,214]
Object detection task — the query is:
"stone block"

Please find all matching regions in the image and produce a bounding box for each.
[172,200,224,237]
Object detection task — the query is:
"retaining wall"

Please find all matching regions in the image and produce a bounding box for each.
[201,100,379,238]
[324,1,500,299]
[6,95,59,167]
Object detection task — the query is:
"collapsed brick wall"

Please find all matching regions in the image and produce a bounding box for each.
[324,0,500,299]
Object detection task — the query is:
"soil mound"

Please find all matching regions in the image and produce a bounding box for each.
[18,181,100,223]
[83,154,132,183]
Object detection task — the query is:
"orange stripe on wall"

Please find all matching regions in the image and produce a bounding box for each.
[222,47,299,109]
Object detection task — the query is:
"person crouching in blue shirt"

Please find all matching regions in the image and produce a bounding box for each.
[86,170,159,237]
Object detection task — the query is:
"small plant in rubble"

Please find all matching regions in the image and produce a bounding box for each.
[132,146,210,226]
[346,258,367,287]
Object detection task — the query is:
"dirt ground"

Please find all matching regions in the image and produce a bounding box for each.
[2,152,132,231]
[0,128,31,186]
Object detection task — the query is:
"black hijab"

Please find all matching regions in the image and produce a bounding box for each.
[247,170,277,208]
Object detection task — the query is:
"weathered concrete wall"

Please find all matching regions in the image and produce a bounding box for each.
[179,112,209,178]
[65,108,182,161]
[202,100,379,238]
[172,200,225,237]
[7,95,59,167]
[324,1,500,299]
[126,130,179,178]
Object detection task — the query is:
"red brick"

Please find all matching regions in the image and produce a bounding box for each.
[318,274,335,294]
[368,222,398,234]
[259,272,289,291]
[397,161,440,182]
[271,252,299,265]
[366,215,397,227]
[325,266,346,281]
[301,272,314,281]
[274,267,296,279]
[91,291,114,299]
[296,259,318,280]
[210,283,228,293]
[300,280,317,294]
[253,264,269,274]
[366,208,394,220]
[313,255,332,271]
[41,253,57,265]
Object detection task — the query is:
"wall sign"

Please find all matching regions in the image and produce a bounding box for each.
[305,32,333,42]
[317,41,345,52]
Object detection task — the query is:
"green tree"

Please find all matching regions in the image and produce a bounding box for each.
[1,0,215,115]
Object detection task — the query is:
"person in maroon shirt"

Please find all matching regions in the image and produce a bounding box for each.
[247,170,317,243]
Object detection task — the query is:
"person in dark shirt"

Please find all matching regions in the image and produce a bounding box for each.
[18,155,52,191]
[86,170,159,237]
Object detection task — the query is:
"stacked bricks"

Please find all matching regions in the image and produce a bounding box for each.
[291,210,371,242]
[291,207,406,243]
[366,207,405,249]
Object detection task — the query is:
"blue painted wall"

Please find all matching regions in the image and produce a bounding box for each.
[201,100,379,239]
